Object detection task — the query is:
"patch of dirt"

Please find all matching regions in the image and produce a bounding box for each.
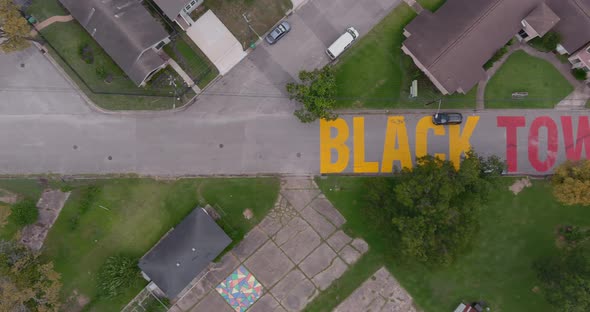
[0,188,18,204]
[532,286,540,293]
[243,208,253,220]
[64,290,90,312]
[20,189,70,251]
[509,177,532,195]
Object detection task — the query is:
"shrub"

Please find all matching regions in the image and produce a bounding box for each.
[9,199,38,226]
[541,32,561,51]
[78,43,94,64]
[573,68,587,81]
[484,46,508,70]
[97,255,139,298]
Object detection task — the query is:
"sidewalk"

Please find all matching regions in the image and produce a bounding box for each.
[170,177,369,312]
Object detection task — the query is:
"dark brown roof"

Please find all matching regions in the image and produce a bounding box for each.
[525,3,560,37]
[403,0,544,94]
[546,0,590,53]
[59,0,170,85]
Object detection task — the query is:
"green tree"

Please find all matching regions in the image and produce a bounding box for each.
[97,255,139,298]
[0,0,31,53]
[286,66,337,123]
[572,68,587,81]
[540,31,561,51]
[368,152,503,265]
[552,160,590,206]
[534,242,590,312]
[10,199,38,226]
[0,240,62,312]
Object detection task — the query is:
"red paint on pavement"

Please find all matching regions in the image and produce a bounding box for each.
[497,116,526,173]
[561,116,590,161]
[528,116,558,173]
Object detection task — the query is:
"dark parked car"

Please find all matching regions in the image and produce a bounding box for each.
[265,21,291,44]
[432,112,463,125]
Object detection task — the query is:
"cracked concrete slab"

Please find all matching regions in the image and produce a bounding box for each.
[259,195,299,236]
[333,267,417,312]
[248,294,284,312]
[312,257,348,291]
[281,189,320,212]
[339,245,362,265]
[308,196,346,227]
[233,226,269,262]
[274,217,309,246]
[271,269,318,312]
[245,241,294,288]
[300,206,336,239]
[189,290,233,312]
[327,230,352,252]
[207,252,240,285]
[299,243,337,278]
[351,238,369,254]
[280,225,321,264]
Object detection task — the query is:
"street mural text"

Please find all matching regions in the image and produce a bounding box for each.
[320,116,590,174]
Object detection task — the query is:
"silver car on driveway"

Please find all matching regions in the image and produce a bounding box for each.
[265,21,291,44]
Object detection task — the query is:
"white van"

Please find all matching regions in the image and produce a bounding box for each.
[326,27,359,60]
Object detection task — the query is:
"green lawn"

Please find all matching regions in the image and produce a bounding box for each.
[485,51,574,108]
[308,176,590,312]
[163,34,219,89]
[40,21,195,110]
[26,0,67,22]
[204,0,292,49]
[334,3,476,109]
[0,178,279,312]
[416,0,446,11]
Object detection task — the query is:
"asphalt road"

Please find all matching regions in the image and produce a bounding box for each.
[0,0,586,176]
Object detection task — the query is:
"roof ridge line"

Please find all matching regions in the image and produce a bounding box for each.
[429,0,506,69]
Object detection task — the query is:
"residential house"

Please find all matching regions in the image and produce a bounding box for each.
[59,0,171,86]
[138,207,231,299]
[402,0,590,95]
[152,0,204,30]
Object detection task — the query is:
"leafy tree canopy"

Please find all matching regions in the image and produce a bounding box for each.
[534,241,590,312]
[552,160,590,206]
[0,0,31,53]
[0,240,62,312]
[286,66,337,123]
[366,152,504,265]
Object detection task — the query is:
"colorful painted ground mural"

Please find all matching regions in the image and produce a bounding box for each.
[216,266,263,312]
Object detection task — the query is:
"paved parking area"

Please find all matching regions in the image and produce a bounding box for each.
[254,0,402,80]
[171,177,369,312]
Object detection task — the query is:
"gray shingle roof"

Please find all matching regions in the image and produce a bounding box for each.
[139,208,232,299]
[524,2,560,37]
[58,0,170,86]
[403,0,544,94]
[152,0,189,19]
[546,0,590,53]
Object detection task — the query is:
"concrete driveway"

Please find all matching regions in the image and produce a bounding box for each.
[186,10,247,76]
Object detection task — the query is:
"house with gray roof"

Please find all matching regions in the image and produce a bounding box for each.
[58,0,171,86]
[152,0,204,30]
[402,0,590,95]
[139,207,231,299]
